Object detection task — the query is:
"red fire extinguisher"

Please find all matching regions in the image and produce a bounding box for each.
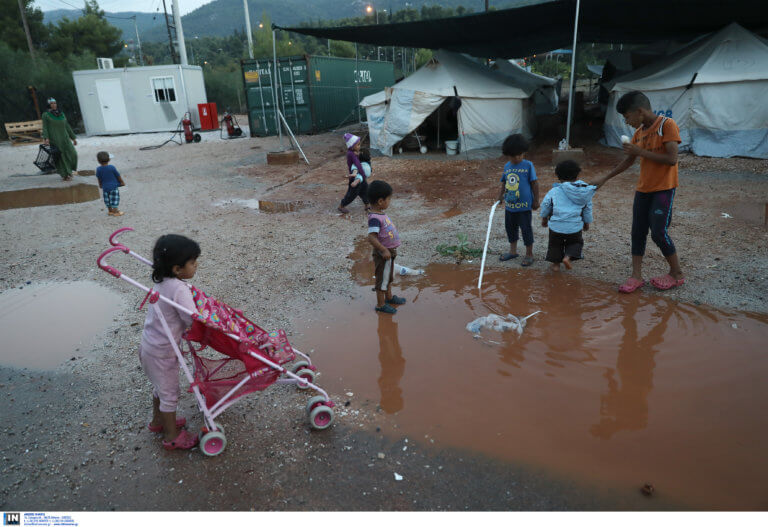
[221,111,243,138]
[182,113,201,143]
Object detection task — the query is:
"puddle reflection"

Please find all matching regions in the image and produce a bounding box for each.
[297,244,768,509]
[377,316,405,414]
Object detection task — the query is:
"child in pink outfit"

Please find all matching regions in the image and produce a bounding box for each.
[139,234,201,450]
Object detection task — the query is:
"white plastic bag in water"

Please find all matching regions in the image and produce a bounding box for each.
[466,311,541,336]
[394,263,425,276]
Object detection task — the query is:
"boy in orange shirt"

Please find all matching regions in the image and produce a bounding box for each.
[592,91,684,293]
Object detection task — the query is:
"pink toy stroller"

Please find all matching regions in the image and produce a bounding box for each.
[97,228,335,456]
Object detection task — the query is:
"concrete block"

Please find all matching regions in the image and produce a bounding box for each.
[267,150,299,165]
[551,148,585,167]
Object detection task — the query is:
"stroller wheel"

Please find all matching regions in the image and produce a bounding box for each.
[200,430,227,456]
[306,395,328,415]
[309,405,334,430]
[295,368,316,390]
[291,360,310,374]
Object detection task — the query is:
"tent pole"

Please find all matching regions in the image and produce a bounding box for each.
[565,0,581,148]
[355,43,361,124]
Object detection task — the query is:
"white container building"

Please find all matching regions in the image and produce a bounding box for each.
[73,65,207,136]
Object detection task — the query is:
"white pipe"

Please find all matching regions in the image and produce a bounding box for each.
[243,0,254,59]
[272,29,283,146]
[478,200,500,290]
[171,0,188,66]
[565,0,581,148]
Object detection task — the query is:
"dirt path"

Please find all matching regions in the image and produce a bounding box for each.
[0,128,765,511]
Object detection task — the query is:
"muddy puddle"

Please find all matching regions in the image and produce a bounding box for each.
[295,244,768,509]
[0,281,124,370]
[0,184,100,211]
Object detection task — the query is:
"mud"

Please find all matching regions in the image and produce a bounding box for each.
[0,282,124,370]
[295,252,768,510]
[0,183,100,211]
[0,125,766,512]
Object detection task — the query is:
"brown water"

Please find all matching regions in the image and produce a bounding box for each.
[297,247,768,509]
[0,184,100,211]
[0,183,100,210]
[0,282,124,370]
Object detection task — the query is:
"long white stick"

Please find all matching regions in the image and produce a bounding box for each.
[478,200,500,290]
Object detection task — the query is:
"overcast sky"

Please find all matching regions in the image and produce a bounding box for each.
[34,0,214,16]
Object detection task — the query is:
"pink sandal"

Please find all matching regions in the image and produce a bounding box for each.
[148,417,186,433]
[162,429,199,450]
[618,277,645,294]
[650,274,685,291]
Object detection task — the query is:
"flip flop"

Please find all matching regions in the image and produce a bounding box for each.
[499,253,519,261]
[520,256,534,267]
[618,277,645,294]
[650,274,685,291]
[148,417,186,433]
[386,295,406,305]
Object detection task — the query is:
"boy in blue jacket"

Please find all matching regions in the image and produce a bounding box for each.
[539,160,595,271]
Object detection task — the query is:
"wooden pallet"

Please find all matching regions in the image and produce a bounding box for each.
[4,120,44,146]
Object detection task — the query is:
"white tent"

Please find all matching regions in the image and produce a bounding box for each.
[494,60,560,115]
[604,23,768,159]
[360,51,537,156]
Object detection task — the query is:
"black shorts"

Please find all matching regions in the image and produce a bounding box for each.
[545,229,584,263]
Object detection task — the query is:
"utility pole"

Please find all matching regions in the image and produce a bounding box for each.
[162,0,178,63]
[132,15,144,66]
[172,0,188,65]
[243,0,254,59]
[17,0,37,64]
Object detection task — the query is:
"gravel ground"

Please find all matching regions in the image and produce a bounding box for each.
[0,125,765,511]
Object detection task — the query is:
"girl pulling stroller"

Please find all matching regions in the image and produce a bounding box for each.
[97,228,335,456]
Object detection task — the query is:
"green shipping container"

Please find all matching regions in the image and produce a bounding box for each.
[242,55,395,137]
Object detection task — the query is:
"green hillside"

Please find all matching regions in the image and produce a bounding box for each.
[44,1,536,42]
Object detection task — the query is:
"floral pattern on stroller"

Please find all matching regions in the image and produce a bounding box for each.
[98,228,335,456]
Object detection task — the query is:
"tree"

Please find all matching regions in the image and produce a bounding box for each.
[0,0,48,51]
[47,1,122,60]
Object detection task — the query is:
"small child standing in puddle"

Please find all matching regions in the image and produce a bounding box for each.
[498,134,539,266]
[139,234,201,450]
[367,180,406,314]
[539,160,596,271]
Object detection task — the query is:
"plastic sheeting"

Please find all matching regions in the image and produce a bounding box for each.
[466,311,541,336]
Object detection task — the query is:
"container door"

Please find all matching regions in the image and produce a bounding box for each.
[308,57,395,132]
[243,60,278,136]
[95,79,130,132]
[278,58,312,134]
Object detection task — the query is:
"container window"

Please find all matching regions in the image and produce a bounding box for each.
[151,76,176,103]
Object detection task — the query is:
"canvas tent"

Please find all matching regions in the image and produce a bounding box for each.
[494,60,560,115]
[360,51,537,156]
[604,23,768,159]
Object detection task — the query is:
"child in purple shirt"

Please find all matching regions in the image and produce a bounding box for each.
[338,133,371,214]
[367,180,406,315]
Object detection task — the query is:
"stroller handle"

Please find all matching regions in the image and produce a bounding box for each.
[109,227,134,247]
[97,246,126,278]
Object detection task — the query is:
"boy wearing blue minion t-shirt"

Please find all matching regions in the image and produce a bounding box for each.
[498,134,539,267]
